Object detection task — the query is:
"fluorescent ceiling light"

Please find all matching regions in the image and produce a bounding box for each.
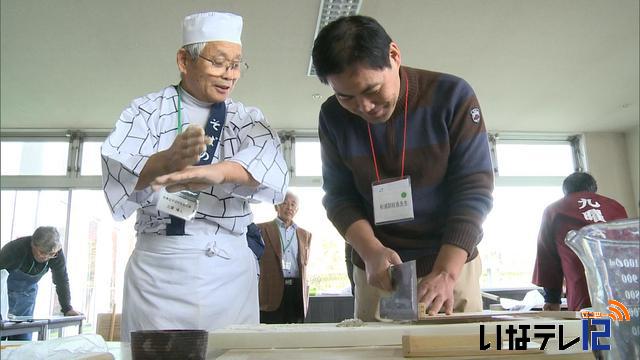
[308,0,363,76]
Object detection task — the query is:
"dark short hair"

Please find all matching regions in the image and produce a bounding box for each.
[562,172,597,195]
[312,15,393,84]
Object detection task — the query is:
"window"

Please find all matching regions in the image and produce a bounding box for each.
[291,187,349,295]
[0,133,351,327]
[1,133,111,333]
[480,138,576,289]
[0,132,583,325]
[252,186,349,295]
[259,135,580,293]
[80,141,104,176]
[496,143,574,176]
[294,138,322,176]
[0,190,69,318]
[66,190,136,325]
[480,186,563,287]
[1,187,136,335]
[1,140,69,176]
[0,190,69,249]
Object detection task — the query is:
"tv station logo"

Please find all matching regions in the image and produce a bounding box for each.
[580,299,631,321]
[479,300,632,352]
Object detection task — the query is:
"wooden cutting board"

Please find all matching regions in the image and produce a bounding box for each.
[208,318,583,350]
[74,352,115,360]
[416,311,581,323]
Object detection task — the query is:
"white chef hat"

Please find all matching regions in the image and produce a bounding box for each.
[182,12,243,46]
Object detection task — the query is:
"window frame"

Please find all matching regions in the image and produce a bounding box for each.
[490,132,585,185]
[0,129,587,299]
[1,131,107,189]
[285,130,324,187]
[482,132,584,290]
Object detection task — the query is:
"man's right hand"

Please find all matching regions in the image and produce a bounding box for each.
[344,219,403,292]
[362,246,402,292]
[165,125,208,173]
[135,125,208,190]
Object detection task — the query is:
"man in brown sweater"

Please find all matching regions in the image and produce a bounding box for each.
[312,16,494,320]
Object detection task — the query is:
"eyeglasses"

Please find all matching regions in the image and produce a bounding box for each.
[35,247,59,259]
[198,55,249,75]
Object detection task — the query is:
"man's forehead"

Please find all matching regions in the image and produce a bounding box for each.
[204,41,243,58]
[328,67,384,95]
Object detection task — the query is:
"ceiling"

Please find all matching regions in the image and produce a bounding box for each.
[1,0,638,134]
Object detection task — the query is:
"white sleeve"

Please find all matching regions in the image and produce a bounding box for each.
[101,97,163,220]
[223,106,289,204]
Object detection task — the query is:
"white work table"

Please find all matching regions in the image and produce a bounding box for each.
[0,315,84,340]
[2,317,595,359]
[101,318,594,359]
[217,346,593,359]
[210,320,593,359]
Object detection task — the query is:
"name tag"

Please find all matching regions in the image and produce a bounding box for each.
[372,177,414,225]
[282,260,292,271]
[156,188,199,220]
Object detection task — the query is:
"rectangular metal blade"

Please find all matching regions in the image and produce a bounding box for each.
[379,260,418,321]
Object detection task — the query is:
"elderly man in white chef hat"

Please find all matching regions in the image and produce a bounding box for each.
[101,11,289,341]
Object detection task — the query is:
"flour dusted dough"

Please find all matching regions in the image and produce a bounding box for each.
[336,318,365,327]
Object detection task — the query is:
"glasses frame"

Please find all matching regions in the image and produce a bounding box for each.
[198,55,249,75]
[32,244,60,260]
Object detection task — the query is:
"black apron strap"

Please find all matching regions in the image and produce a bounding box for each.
[166,101,227,235]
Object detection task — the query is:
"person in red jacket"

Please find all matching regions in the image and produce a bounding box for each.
[532,172,628,311]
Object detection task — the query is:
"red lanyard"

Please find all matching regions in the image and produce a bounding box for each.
[367,72,409,182]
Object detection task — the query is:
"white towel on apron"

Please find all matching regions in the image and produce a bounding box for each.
[120,232,259,342]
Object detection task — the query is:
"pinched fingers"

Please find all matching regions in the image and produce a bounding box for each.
[183,127,207,151]
[171,126,207,167]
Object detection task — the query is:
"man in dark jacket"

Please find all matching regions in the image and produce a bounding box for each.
[0,226,80,340]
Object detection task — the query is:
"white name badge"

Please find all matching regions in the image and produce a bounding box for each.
[156,188,199,221]
[282,260,292,271]
[372,176,414,225]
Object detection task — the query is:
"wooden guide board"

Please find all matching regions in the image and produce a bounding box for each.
[402,334,545,357]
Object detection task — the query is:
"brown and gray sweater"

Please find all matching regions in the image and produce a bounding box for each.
[319,66,494,277]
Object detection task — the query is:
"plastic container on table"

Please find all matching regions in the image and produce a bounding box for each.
[565,218,639,360]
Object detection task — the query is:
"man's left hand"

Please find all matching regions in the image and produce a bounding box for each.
[64,309,81,316]
[417,270,457,316]
[151,164,224,192]
[417,244,468,316]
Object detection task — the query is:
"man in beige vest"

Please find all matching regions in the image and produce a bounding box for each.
[258,192,312,323]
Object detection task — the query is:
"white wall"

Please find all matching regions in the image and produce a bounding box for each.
[584,132,637,217]
[625,126,639,216]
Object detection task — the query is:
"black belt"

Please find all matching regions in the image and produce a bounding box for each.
[284,278,298,286]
